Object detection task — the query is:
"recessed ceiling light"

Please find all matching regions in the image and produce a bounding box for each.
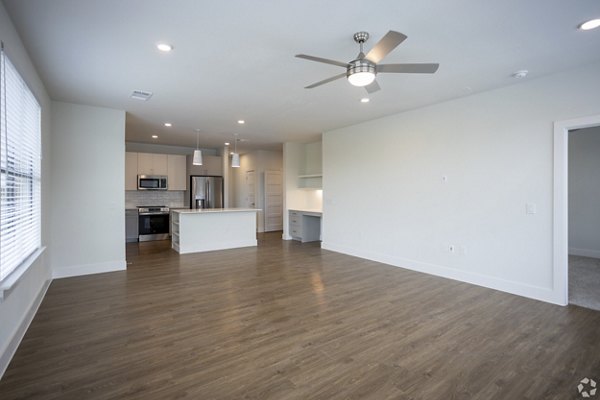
[579,18,600,30]
[152,135,158,139]
[164,122,172,127]
[360,97,370,103]
[156,43,173,52]
[224,142,230,146]
[237,120,245,124]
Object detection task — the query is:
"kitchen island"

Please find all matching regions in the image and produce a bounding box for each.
[171,208,260,254]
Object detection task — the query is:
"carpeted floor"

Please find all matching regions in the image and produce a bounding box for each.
[569,255,600,311]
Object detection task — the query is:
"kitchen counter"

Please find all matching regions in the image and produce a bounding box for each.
[289,208,322,216]
[171,208,261,254]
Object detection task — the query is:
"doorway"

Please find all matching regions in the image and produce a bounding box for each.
[567,126,600,310]
[264,170,283,232]
[553,114,600,307]
[246,170,256,209]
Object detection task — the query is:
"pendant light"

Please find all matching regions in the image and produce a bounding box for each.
[193,129,203,165]
[231,134,240,168]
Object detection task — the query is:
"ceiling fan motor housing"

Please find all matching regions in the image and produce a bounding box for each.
[347,59,376,86]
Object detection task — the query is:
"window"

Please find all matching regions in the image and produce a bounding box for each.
[0,45,41,282]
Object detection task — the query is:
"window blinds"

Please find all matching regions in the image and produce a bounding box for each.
[0,45,42,281]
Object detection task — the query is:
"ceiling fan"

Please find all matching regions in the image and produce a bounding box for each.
[296,31,439,93]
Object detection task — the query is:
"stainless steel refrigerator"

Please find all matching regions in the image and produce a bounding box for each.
[190,176,224,209]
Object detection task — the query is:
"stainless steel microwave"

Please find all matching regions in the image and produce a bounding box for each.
[137,175,168,190]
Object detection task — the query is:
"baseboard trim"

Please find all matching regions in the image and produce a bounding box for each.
[53,260,127,279]
[569,247,600,259]
[0,278,51,379]
[322,241,563,306]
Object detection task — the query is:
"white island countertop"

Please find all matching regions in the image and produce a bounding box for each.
[173,208,261,214]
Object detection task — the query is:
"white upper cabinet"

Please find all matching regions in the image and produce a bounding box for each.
[126,152,187,191]
[167,154,187,191]
[187,154,223,176]
[125,152,138,190]
[137,153,168,175]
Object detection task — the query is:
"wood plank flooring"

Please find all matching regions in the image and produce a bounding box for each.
[1,232,599,399]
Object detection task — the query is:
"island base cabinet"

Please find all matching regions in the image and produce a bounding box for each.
[171,212,180,252]
[173,210,258,254]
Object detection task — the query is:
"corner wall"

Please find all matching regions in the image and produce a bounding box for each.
[322,61,600,305]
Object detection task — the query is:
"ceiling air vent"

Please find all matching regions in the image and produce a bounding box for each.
[130,90,153,101]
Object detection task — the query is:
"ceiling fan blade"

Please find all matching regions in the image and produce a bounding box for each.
[295,54,348,68]
[377,63,439,74]
[365,31,407,64]
[305,73,347,89]
[365,80,380,94]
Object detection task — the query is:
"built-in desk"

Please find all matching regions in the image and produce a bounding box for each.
[289,209,322,242]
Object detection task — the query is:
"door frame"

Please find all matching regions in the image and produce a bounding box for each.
[553,114,600,305]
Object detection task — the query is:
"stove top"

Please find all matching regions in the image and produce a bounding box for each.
[137,205,170,214]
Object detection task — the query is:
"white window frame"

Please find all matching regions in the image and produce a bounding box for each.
[0,43,43,299]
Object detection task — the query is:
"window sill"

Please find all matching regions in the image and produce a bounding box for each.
[0,246,46,303]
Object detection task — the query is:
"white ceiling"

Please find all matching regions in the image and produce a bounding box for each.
[3,0,600,152]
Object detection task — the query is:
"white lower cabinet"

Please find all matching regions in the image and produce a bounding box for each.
[125,209,138,242]
[289,210,321,242]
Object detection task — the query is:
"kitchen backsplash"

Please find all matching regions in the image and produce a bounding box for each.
[126,191,185,208]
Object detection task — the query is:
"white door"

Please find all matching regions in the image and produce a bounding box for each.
[246,170,256,208]
[264,170,283,231]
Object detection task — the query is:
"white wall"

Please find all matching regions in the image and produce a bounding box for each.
[50,102,126,278]
[0,2,52,377]
[323,61,600,305]
[232,150,283,232]
[569,126,600,258]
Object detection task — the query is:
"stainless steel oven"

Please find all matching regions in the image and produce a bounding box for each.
[138,206,170,242]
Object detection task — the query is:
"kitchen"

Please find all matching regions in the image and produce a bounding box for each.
[123,141,322,253]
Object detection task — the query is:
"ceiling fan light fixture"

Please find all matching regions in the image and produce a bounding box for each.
[347,60,376,87]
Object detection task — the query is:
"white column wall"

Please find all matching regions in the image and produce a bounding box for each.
[50,102,126,278]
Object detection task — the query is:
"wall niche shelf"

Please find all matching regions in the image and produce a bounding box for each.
[298,173,322,189]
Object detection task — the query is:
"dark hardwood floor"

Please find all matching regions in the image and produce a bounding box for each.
[1,232,599,399]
